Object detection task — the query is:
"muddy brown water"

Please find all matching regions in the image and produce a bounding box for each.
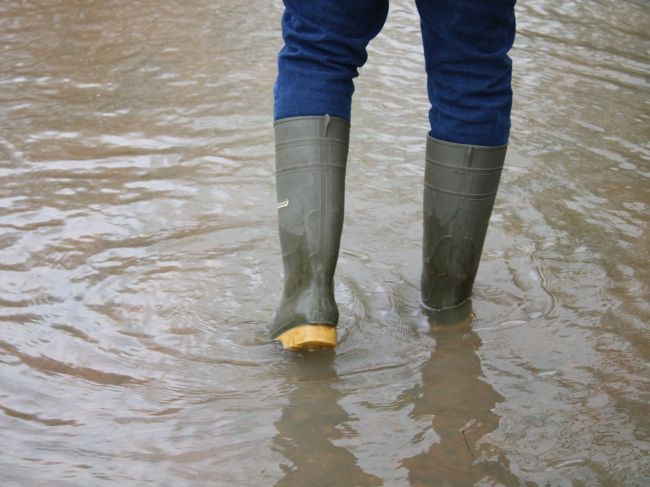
[1,1,648,485]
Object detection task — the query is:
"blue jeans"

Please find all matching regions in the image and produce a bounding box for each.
[274,0,516,146]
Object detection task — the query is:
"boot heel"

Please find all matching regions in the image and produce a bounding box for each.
[275,325,337,351]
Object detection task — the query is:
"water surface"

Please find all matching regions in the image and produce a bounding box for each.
[1,0,648,485]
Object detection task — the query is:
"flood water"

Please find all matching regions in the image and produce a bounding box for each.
[1,0,649,485]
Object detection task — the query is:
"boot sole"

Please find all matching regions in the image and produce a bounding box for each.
[275,325,336,351]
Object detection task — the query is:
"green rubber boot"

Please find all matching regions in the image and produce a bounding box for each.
[421,135,507,311]
[269,115,349,350]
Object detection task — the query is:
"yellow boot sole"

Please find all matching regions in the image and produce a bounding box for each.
[275,325,337,351]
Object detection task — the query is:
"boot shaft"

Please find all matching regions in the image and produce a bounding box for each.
[271,116,350,338]
[421,136,507,310]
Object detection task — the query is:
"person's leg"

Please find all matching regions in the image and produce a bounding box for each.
[270,1,389,350]
[415,0,516,311]
[416,0,516,146]
[274,0,389,122]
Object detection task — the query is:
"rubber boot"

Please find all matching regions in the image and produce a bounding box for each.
[421,135,507,311]
[269,115,349,350]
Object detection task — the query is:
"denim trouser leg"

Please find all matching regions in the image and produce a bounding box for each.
[274,0,516,146]
[416,0,516,146]
[274,0,389,122]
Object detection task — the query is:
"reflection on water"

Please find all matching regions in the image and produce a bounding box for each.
[272,352,382,487]
[271,311,518,487]
[401,317,518,486]
[1,0,649,485]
